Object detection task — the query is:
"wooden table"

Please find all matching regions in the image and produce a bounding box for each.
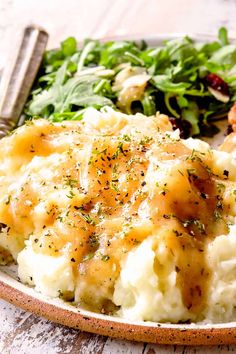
[1,0,236,352]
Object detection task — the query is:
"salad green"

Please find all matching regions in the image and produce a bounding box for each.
[24,28,236,138]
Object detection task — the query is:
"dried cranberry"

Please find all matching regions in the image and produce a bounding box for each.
[169,117,191,139]
[206,73,229,96]
[225,124,233,136]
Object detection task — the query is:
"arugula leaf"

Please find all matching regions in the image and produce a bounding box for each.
[208,45,236,71]
[61,37,77,57]
[152,75,191,94]
[141,89,156,116]
[99,41,142,68]
[24,28,236,138]
[218,27,229,46]
[182,101,200,136]
[28,74,113,117]
[177,95,188,108]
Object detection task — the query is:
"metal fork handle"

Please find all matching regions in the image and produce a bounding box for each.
[0,25,48,137]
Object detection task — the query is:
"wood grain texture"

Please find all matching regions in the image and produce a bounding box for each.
[1,0,236,352]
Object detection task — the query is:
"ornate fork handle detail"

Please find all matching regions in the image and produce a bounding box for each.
[0,25,48,137]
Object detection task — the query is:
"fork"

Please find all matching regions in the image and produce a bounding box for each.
[0,25,48,138]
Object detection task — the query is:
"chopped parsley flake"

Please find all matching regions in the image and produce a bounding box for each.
[66,190,75,199]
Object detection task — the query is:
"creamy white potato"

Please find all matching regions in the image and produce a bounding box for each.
[0,107,236,323]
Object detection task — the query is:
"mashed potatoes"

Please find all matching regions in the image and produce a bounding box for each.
[1,107,236,323]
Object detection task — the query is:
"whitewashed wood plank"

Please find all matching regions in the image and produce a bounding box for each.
[0,300,107,354]
[102,337,144,354]
[144,344,236,354]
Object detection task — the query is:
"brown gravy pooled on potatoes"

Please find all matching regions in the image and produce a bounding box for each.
[148,140,227,315]
[0,115,228,316]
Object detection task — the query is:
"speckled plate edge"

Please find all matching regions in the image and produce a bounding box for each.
[1,265,236,345]
[0,33,236,345]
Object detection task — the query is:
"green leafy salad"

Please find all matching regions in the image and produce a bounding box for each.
[24,27,236,138]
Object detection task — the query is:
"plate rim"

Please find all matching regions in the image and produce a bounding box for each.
[1,267,236,345]
[1,32,236,345]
